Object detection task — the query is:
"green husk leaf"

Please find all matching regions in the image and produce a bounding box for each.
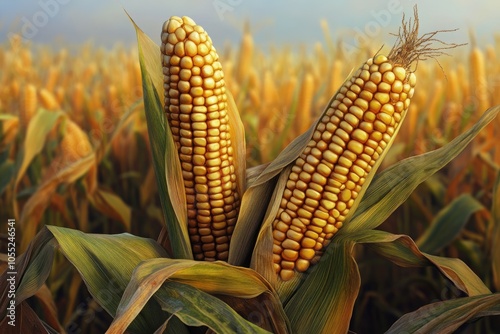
[229,98,319,267]
[416,194,485,253]
[130,14,192,259]
[343,105,500,233]
[386,293,500,334]
[226,88,247,195]
[127,12,162,99]
[284,237,359,334]
[109,258,288,333]
[250,165,293,287]
[492,170,500,290]
[348,229,490,296]
[228,174,278,267]
[246,163,271,185]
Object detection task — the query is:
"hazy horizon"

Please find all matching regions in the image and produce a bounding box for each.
[1,0,499,52]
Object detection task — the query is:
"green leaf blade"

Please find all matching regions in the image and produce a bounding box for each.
[47,225,169,333]
[386,293,500,334]
[416,194,484,254]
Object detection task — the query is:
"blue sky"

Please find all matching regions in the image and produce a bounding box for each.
[0,0,499,51]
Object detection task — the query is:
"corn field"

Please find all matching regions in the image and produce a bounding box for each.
[1,7,500,334]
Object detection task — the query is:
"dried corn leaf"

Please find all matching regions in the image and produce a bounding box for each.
[13,109,64,218]
[492,170,500,290]
[349,230,490,296]
[19,153,95,251]
[33,284,65,333]
[89,188,132,231]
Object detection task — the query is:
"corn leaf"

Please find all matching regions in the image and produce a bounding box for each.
[0,301,50,333]
[348,229,490,296]
[131,15,192,260]
[0,159,14,195]
[20,153,95,251]
[0,226,172,333]
[127,12,162,99]
[343,105,500,233]
[3,228,56,308]
[416,194,485,254]
[284,237,360,334]
[33,284,65,333]
[0,114,17,121]
[46,225,170,333]
[386,293,500,334]
[155,281,271,334]
[88,188,132,231]
[492,170,500,290]
[109,258,288,333]
[13,109,64,218]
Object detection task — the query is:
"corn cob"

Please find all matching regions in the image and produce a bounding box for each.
[39,88,60,111]
[19,84,37,127]
[272,53,417,281]
[161,16,240,261]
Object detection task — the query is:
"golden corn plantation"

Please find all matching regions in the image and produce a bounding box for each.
[1,7,500,334]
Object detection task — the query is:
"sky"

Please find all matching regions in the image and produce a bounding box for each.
[0,0,499,52]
